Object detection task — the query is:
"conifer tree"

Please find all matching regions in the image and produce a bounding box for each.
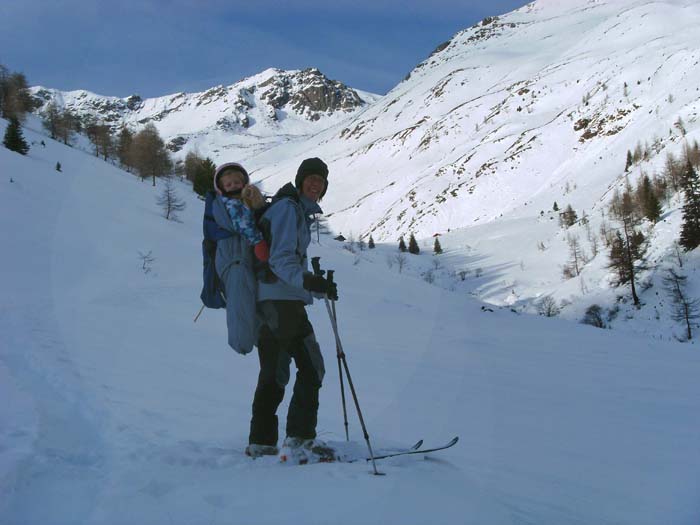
[559,204,578,228]
[3,117,29,155]
[130,123,172,185]
[312,216,331,243]
[116,126,134,171]
[637,174,661,223]
[625,150,633,172]
[368,235,375,249]
[552,201,559,212]
[0,70,33,120]
[55,162,62,172]
[42,102,61,140]
[84,116,99,155]
[690,140,700,168]
[608,231,646,286]
[184,151,204,182]
[664,152,682,192]
[86,121,113,159]
[607,187,646,306]
[0,65,7,114]
[56,109,76,145]
[663,268,700,341]
[96,127,114,160]
[433,237,443,254]
[563,233,586,278]
[398,236,407,252]
[679,161,700,251]
[408,233,420,254]
[632,141,643,163]
[192,157,216,197]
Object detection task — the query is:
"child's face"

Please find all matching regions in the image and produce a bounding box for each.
[220,171,246,193]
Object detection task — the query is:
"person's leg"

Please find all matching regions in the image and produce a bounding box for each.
[284,304,325,440]
[249,318,291,447]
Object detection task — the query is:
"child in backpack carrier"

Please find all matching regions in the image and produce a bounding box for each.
[214,163,269,262]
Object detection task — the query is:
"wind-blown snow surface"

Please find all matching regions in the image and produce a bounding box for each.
[2,122,700,524]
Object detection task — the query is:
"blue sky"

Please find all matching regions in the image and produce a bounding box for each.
[0,0,531,98]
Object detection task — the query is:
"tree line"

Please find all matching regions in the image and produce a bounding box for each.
[40,104,225,194]
[1,63,37,155]
[0,64,36,121]
[0,61,177,188]
[552,141,700,338]
[41,104,174,186]
[604,142,700,306]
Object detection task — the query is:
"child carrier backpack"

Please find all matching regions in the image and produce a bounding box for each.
[200,191,233,308]
[255,188,303,284]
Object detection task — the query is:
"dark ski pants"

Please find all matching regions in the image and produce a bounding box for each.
[249,300,325,446]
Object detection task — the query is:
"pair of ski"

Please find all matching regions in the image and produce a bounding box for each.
[369,436,459,461]
[281,436,459,465]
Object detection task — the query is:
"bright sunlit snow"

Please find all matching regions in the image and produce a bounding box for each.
[4,0,700,523]
[2,111,700,525]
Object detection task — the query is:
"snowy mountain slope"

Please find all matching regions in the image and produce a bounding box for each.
[2,119,700,524]
[23,1,700,330]
[30,67,380,163]
[216,0,700,333]
[246,0,699,240]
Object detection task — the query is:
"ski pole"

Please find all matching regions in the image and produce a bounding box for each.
[323,269,383,476]
[332,300,350,441]
[311,258,349,441]
[193,304,205,323]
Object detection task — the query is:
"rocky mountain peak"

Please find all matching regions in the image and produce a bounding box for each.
[258,67,366,120]
[28,67,376,160]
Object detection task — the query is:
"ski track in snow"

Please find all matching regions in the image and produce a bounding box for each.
[0,261,106,523]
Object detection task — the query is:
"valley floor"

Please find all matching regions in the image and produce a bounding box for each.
[2,126,700,524]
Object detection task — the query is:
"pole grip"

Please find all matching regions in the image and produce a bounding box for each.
[327,270,335,285]
[311,256,323,276]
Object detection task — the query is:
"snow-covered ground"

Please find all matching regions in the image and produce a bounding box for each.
[2,118,700,524]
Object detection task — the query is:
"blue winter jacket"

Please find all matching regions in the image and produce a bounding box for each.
[212,195,259,354]
[257,183,322,305]
[220,196,263,246]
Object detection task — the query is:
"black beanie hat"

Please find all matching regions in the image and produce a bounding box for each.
[295,157,329,197]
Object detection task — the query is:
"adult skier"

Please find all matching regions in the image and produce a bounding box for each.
[245,157,338,461]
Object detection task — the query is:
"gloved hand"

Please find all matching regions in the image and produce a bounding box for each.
[302,273,339,301]
[254,240,270,262]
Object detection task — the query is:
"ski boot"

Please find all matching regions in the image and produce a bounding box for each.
[245,444,279,458]
[279,437,337,464]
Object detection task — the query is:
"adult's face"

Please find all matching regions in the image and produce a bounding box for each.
[301,174,326,202]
